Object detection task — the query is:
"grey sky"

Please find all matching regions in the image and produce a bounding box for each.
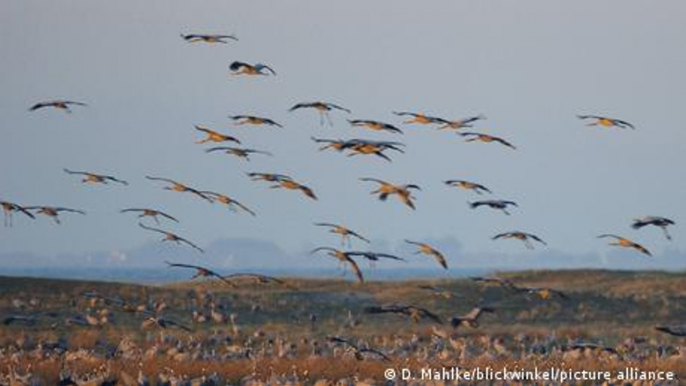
[1,0,685,269]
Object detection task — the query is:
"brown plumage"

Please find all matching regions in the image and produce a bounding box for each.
[360,178,421,209]
[139,223,204,253]
[598,234,652,256]
[404,240,448,269]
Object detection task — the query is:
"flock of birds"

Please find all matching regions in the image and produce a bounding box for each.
[1,29,685,385]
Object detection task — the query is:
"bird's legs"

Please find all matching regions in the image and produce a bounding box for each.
[661,226,672,241]
[500,208,511,216]
[524,239,533,250]
[325,112,333,127]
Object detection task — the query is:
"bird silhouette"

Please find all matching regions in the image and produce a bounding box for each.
[404,240,448,269]
[200,191,256,216]
[145,176,213,202]
[1,201,35,227]
[29,100,87,113]
[180,33,237,44]
[229,61,276,76]
[24,206,85,224]
[165,261,235,286]
[290,102,351,126]
[492,231,547,249]
[139,223,204,253]
[205,146,272,161]
[577,115,635,130]
[314,223,370,247]
[310,247,364,283]
[194,125,241,144]
[598,234,652,256]
[631,216,675,241]
[469,200,518,215]
[230,115,283,128]
[460,132,516,149]
[64,169,128,185]
[360,178,421,209]
[348,119,403,134]
[120,208,179,224]
[445,179,492,195]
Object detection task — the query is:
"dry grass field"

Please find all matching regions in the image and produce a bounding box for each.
[0,270,684,385]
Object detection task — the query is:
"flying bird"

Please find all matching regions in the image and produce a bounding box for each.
[229,61,276,76]
[63,169,128,185]
[360,178,421,209]
[348,119,403,134]
[469,200,518,215]
[655,325,686,337]
[24,206,85,224]
[142,316,192,332]
[270,178,317,200]
[444,179,492,195]
[435,115,486,130]
[310,247,364,283]
[139,223,204,253]
[460,132,516,149]
[598,234,652,257]
[364,304,443,324]
[205,146,272,161]
[194,125,241,144]
[224,273,290,287]
[145,176,213,202]
[326,336,391,362]
[346,251,406,264]
[200,191,256,216]
[230,115,283,128]
[180,33,237,44]
[29,100,87,113]
[404,240,448,269]
[470,276,518,291]
[1,201,35,227]
[450,307,495,329]
[392,111,447,126]
[246,172,293,183]
[513,285,569,300]
[165,261,235,287]
[120,208,179,224]
[314,223,370,246]
[492,231,547,249]
[631,216,675,241]
[290,102,351,126]
[577,115,635,130]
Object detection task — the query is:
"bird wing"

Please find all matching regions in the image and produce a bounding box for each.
[346,257,364,283]
[177,236,204,253]
[145,176,177,184]
[138,222,167,236]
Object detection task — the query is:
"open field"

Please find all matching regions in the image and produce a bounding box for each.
[1,270,684,385]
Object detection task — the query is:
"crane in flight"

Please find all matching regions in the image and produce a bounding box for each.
[310,247,364,283]
[469,200,518,215]
[139,223,204,253]
[64,169,128,185]
[1,201,35,227]
[360,178,421,210]
[404,240,448,269]
[290,102,351,126]
[598,234,652,257]
[444,179,492,195]
[492,231,547,249]
[145,176,213,202]
[229,61,276,76]
[24,206,85,224]
[631,216,675,241]
[459,132,516,149]
[194,125,241,144]
[205,146,272,161]
[577,115,635,130]
[29,100,87,113]
[120,208,179,224]
[165,261,236,287]
[314,223,370,246]
[180,33,237,44]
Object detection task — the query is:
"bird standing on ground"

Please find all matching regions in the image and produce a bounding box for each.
[598,234,652,256]
[404,240,448,269]
[139,223,204,253]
